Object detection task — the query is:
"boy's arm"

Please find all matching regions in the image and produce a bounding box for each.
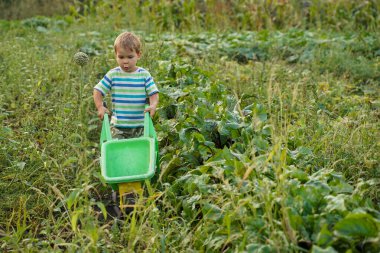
[145,93,159,117]
[93,89,109,119]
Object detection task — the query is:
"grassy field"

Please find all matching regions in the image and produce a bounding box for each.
[1,1,379,252]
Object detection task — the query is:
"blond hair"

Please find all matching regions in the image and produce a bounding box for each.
[114,32,142,53]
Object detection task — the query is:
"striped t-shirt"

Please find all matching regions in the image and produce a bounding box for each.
[94,67,159,128]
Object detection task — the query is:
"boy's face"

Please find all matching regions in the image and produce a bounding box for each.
[115,46,141,73]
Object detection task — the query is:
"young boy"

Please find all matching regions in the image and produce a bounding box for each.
[93,31,159,139]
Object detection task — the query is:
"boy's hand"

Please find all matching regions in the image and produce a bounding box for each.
[97,106,110,120]
[146,93,159,118]
[93,89,110,120]
[144,105,157,117]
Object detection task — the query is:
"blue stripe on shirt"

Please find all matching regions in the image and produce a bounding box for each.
[148,90,159,96]
[146,82,155,89]
[112,99,147,103]
[113,78,145,82]
[101,79,111,89]
[104,75,112,84]
[112,94,147,98]
[113,83,145,87]
[113,110,144,114]
[116,115,144,120]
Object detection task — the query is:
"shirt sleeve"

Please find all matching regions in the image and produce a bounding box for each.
[94,72,112,96]
[145,72,159,96]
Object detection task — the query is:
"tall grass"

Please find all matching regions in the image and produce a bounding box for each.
[67,0,380,32]
[213,55,379,182]
[2,0,378,31]
[0,0,71,19]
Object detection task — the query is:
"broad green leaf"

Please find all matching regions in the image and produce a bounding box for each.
[257,113,267,122]
[192,174,211,194]
[311,246,338,253]
[287,207,303,230]
[287,167,309,183]
[179,127,200,142]
[329,178,354,194]
[289,146,313,160]
[225,122,241,130]
[207,146,234,162]
[298,146,313,156]
[253,137,269,153]
[187,194,202,207]
[202,203,223,221]
[246,244,273,253]
[261,124,272,136]
[305,180,331,195]
[192,132,206,143]
[198,143,213,161]
[159,155,183,181]
[325,194,347,213]
[316,224,333,247]
[334,213,378,238]
[295,183,329,214]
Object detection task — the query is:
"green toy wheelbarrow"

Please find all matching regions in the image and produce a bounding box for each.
[99,106,159,208]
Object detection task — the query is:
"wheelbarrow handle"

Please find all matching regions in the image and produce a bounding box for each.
[144,105,150,138]
[100,113,112,147]
[100,104,154,144]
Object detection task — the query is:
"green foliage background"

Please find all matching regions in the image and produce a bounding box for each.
[0,0,379,252]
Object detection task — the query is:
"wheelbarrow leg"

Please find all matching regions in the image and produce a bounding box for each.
[118,182,143,210]
[111,190,122,219]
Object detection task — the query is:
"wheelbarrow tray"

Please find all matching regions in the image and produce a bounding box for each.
[101,137,156,184]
